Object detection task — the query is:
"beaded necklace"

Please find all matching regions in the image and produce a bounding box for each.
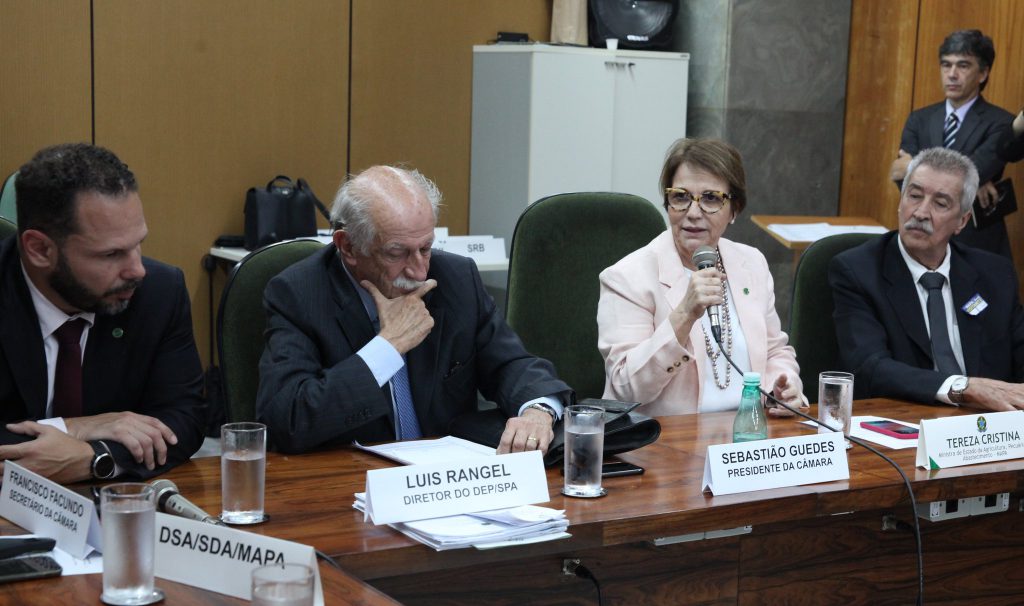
[699,256,732,389]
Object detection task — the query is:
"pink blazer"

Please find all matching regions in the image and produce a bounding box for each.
[597,232,803,416]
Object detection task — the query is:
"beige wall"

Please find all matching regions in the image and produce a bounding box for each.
[841,0,1024,279]
[1,0,550,367]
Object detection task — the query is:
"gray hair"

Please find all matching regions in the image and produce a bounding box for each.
[901,147,979,215]
[330,166,442,255]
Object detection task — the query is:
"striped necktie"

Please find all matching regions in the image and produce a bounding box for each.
[943,113,960,148]
[371,316,422,440]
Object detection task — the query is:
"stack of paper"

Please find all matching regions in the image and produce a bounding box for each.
[353,495,569,551]
[766,222,887,243]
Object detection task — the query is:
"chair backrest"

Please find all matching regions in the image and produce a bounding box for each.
[0,171,17,224]
[506,192,666,400]
[0,217,15,241]
[790,232,880,400]
[217,239,324,422]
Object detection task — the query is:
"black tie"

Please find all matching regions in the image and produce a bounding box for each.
[919,272,962,375]
[943,113,960,148]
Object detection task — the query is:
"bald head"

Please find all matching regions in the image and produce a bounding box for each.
[331,166,442,255]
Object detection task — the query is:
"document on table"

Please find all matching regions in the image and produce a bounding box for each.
[800,415,919,449]
[767,223,887,243]
[354,436,494,465]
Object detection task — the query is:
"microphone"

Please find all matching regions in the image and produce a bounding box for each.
[151,479,225,526]
[692,245,722,342]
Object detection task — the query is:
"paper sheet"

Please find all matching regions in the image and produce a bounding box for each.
[767,223,887,243]
[354,436,495,465]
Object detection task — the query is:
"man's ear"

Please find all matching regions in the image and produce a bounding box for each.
[954,211,972,235]
[19,229,59,270]
[333,230,358,264]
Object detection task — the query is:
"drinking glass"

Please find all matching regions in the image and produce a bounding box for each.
[221,422,268,524]
[100,483,163,605]
[818,371,854,449]
[251,563,314,606]
[562,405,607,498]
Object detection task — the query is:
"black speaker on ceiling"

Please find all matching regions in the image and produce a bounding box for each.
[589,0,677,50]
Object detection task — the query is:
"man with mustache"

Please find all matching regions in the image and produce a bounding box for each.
[889,29,1015,261]
[256,166,572,453]
[0,144,205,483]
[830,147,1024,410]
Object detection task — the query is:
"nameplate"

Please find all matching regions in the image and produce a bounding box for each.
[364,450,548,525]
[0,462,100,558]
[701,433,849,496]
[915,411,1024,470]
[433,235,507,264]
[155,513,323,604]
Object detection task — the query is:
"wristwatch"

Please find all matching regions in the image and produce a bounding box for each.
[89,441,116,480]
[948,376,970,405]
[524,402,557,426]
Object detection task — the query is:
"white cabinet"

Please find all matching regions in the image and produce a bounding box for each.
[469,44,688,252]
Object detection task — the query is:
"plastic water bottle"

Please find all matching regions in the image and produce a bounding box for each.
[733,372,767,442]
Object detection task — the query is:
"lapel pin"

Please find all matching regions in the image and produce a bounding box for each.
[112,328,124,338]
[743,287,749,295]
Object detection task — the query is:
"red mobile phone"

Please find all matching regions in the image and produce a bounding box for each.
[860,420,919,439]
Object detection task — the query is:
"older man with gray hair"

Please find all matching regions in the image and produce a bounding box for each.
[256,165,571,454]
[830,147,1024,410]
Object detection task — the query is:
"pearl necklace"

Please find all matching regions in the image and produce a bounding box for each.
[700,257,732,390]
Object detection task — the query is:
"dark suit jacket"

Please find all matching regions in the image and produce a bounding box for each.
[999,123,1024,163]
[256,245,572,453]
[0,238,205,478]
[828,231,1024,404]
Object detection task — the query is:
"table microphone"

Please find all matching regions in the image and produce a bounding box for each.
[692,245,722,342]
[151,479,224,526]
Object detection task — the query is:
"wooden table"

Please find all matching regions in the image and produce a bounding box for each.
[749,214,886,265]
[4,400,1024,604]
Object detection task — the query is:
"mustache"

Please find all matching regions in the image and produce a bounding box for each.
[903,218,933,234]
[103,279,143,297]
[392,276,426,291]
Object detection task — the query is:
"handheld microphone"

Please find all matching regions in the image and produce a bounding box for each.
[692,245,722,342]
[151,479,224,526]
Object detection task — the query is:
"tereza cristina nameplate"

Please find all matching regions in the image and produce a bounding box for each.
[702,433,849,496]
[364,450,549,525]
[915,411,1024,470]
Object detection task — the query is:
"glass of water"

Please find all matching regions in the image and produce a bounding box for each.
[252,563,314,606]
[562,404,607,498]
[818,371,854,449]
[100,483,164,606]
[221,422,268,524]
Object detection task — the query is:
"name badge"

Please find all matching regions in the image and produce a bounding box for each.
[961,294,988,316]
[364,450,548,525]
[702,433,849,496]
[915,411,1024,469]
[0,462,100,558]
[155,513,323,604]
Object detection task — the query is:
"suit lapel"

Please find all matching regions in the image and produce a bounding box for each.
[949,247,982,374]
[929,103,947,148]
[882,237,932,361]
[0,248,48,418]
[952,98,985,154]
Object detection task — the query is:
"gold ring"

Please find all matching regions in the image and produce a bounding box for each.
[526,436,538,444]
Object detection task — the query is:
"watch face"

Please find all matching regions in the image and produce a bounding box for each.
[93,454,115,479]
[953,378,969,391]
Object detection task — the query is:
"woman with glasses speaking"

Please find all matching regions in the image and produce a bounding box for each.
[597,138,808,416]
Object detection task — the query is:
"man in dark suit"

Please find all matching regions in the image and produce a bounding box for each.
[256,166,572,454]
[889,29,1014,259]
[999,107,1024,163]
[0,144,205,483]
[832,147,1024,410]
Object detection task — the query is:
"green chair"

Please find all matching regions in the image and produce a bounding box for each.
[0,171,17,224]
[0,217,16,240]
[506,192,666,400]
[790,232,880,401]
[217,239,325,422]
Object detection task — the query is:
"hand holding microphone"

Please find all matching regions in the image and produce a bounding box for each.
[685,245,724,342]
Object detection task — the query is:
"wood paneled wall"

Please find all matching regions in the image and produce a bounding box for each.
[841,0,1024,274]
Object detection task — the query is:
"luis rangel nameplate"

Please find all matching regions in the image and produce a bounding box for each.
[702,433,849,496]
[155,513,323,604]
[364,450,548,525]
[916,411,1024,470]
[0,462,100,558]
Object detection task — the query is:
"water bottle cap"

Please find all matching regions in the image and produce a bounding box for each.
[742,372,761,384]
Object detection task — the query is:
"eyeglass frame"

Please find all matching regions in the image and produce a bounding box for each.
[663,187,734,215]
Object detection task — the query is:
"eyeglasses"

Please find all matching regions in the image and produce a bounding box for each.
[664,188,733,214]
